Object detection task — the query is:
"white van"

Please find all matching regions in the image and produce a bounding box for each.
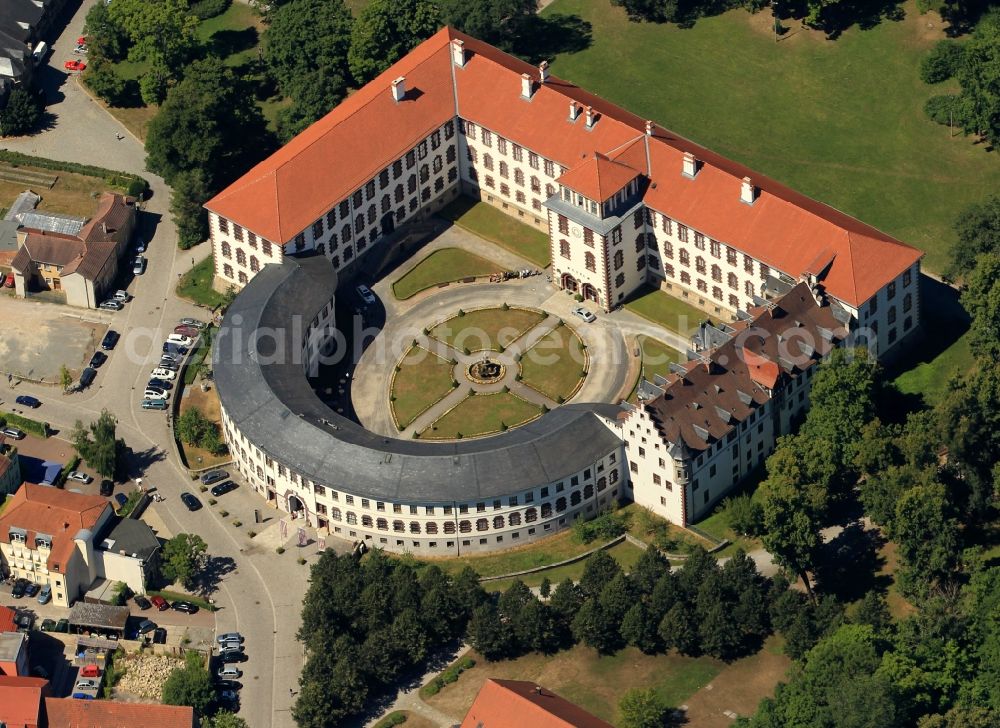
[166,334,193,347]
[150,368,176,381]
[143,389,168,400]
[32,42,48,62]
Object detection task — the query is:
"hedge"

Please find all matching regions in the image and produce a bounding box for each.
[189,0,231,19]
[0,411,49,438]
[0,151,149,198]
[147,589,218,612]
[420,656,476,698]
[372,713,408,728]
[55,455,81,487]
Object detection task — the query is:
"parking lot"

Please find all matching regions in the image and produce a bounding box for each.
[0,296,112,381]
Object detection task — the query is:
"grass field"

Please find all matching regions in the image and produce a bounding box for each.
[429,307,545,352]
[0,167,109,219]
[176,256,227,308]
[439,198,551,267]
[391,346,457,429]
[625,285,713,334]
[196,3,264,67]
[639,336,684,381]
[542,0,999,276]
[426,644,723,723]
[519,323,587,401]
[482,540,646,592]
[392,248,500,299]
[420,391,541,439]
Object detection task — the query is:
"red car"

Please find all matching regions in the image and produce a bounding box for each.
[64,60,86,72]
[79,664,101,678]
[3,273,13,288]
[77,36,87,46]
[174,325,200,338]
[150,595,169,611]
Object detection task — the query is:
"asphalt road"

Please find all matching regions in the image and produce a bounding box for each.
[1,1,307,723]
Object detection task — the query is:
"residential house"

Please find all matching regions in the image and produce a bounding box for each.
[461,679,615,728]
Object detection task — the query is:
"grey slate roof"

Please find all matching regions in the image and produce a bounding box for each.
[17,210,86,237]
[214,255,623,503]
[99,518,160,562]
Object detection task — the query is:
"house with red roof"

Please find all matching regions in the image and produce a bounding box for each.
[206,27,921,358]
[461,679,614,728]
[0,675,49,728]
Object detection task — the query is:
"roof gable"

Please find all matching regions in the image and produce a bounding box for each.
[557,152,640,202]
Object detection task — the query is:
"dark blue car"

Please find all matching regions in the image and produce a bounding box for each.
[114,493,128,508]
[15,395,40,408]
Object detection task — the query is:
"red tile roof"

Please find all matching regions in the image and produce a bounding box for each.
[0,484,109,572]
[0,605,16,633]
[206,27,922,309]
[44,697,196,728]
[461,679,614,728]
[0,675,48,728]
[556,152,640,202]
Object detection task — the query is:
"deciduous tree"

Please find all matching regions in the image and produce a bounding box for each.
[161,533,209,590]
[347,0,440,84]
[71,410,119,478]
[162,650,214,716]
[619,687,672,728]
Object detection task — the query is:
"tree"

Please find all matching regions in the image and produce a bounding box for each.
[264,0,352,93]
[954,12,1000,146]
[439,0,536,52]
[108,0,199,83]
[468,603,512,661]
[71,410,119,478]
[853,591,893,638]
[83,1,129,62]
[145,59,271,190]
[175,406,216,448]
[619,687,672,728]
[621,602,660,654]
[539,577,552,598]
[758,470,825,599]
[920,41,966,84]
[205,713,249,728]
[347,0,441,84]
[658,602,699,655]
[579,550,621,598]
[891,482,961,596]
[274,70,346,143]
[571,598,620,654]
[960,252,1000,363]
[84,60,135,106]
[0,88,42,137]
[951,195,1000,278]
[161,533,208,590]
[59,365,73,391]
[162,651,214,717]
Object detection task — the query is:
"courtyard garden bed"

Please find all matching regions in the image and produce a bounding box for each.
[390,346,457,429]
[518,322,587,402]
[419,391,541,439]
[439,198,550,267]
[428,306,545,353]
[392,248,500,300]
[625,286,711,335]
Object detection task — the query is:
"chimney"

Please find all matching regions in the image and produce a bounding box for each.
[391,77,406,102]
[568,102,581,122]
[682,152,698,178]
[451,38,465,67]
[520,73,533,100]
[740,177,757,205]
[645,120,654,136]
[585,105,595,129]
[539,60,550,83]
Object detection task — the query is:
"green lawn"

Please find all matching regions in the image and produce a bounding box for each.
[518,323,587,401]
[195,3,264,67]
[392,248,500,299]
[177,256,227,308]
[439,197,551,267]
[639,336,683,381]
[391,346,457,429]
[542,0,999,276]
[183,326,216,385]
[625,285,713,334]
[420,391,542,439]
[483,540,646,592]
[429,307,545,353]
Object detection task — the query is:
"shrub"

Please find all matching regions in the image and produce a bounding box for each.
[232,520,242,527]
[297,557,306,565]
[208,498,217,506]
[198,485,208,492]
[247,530,256,538]
[919,41,965,84]
[276,546,285,554]
[189,0,231,19]
[219,510,229,518]
[422,657,475,698]
[924,94,963,126]
[573,509,628,543]
[724,494,763,536]
[0,411,48,438]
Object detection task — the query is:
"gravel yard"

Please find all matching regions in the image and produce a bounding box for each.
[114,652,185,701]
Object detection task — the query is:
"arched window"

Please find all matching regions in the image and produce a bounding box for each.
[249,256,259,272]
[492,516,505,530]
[459,520,472,533]
[679,249,690,266]
[409,521,421,534]
[331,508,342,521]
[426,522,438,535]
[223,264,233,278]
[745,280,755,297]
[376,518,388,530]
[509,512,522,526]
[483,153,493,171]
[238,271,248,284]
[476,518,489,532]
[583,484,594,499]
[560,239,571,259]
[728,272,738,290]
[393,520,405,532]
[696,256,706,274]
[346,512,357,525]
[541,503,552,518]
[711,264,721,282]
[610,469,619,484]
[571,491,581,506]
[499,161,508,178]
[221,241,231,258]
[597,477,607,492]
[585,252,596,272]
[525,508,538,523]
[555,497,567,512]
[236,248,246,266]
[444,521,456,534]
[613,250,623,270]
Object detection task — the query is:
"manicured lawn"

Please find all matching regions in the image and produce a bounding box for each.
[439,197,551,267]
[183,327,216,385]
[425,644,722,723]
[391,346,457,429]
[625,285,713,334]
[176,256,227,309]
[542,0,1000,276]
[692,501,763,559]
[483,540,646,592]
[518,322,587,401]
[392,248,500,299]
[639,336,684,381]
[420,391,541,439]
[195,3,264,67]
[429,307,545,352]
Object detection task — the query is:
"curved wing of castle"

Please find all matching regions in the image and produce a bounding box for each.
[206,28,923,554]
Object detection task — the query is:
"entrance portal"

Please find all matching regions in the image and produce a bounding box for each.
[561,273,579,292]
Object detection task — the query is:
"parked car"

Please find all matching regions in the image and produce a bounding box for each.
[179,318,206,329]
[172,600,199,614]
[216,679,242,691]
[24,582,40,598]
[157,359,179,371]
[37,584,51,604]
[54,618,69,633]
[143,388,168,401]
[10,579,26,598]
[137,619,157,635]
[217,632,244,645]
[572,306,597,323]
[174,325,199,338]
[64,60,86,71]
[67,471,92,484]
[147,378,173,391]
[135,237,146,253]
[152,627,167,644]
[79,367,97,388]
[75,679,99,690]
[79,664,101,678]
[159,352,181,364]
[150,367,176,380]
[200,470,228,485]
[15,395,40,408]
[132,256,146,275]
[4,273,15,288]
[218,639,243,652]
[15,612,33,632]
[217,665,242,679]
[150,595,169,611]
[98,299,124,311]
[180,493,202,511]
[140,399,169,411]
[210,480,237,497]
[71,693,95,700]
[101,330,119,350]
[219,648,245,663]
[162,343,188,356]
[1,427,25,440]
[218,689,239,705]
[99,479,114,496]
[89,351,107,368]
[40,618,56,632]
[114,493,128,509]
[355,284,376,305]
[167,334,193,347]
[112,290,131,302]
[134,595,151,610]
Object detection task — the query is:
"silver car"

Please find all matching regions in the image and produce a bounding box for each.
[572,306,596,323]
